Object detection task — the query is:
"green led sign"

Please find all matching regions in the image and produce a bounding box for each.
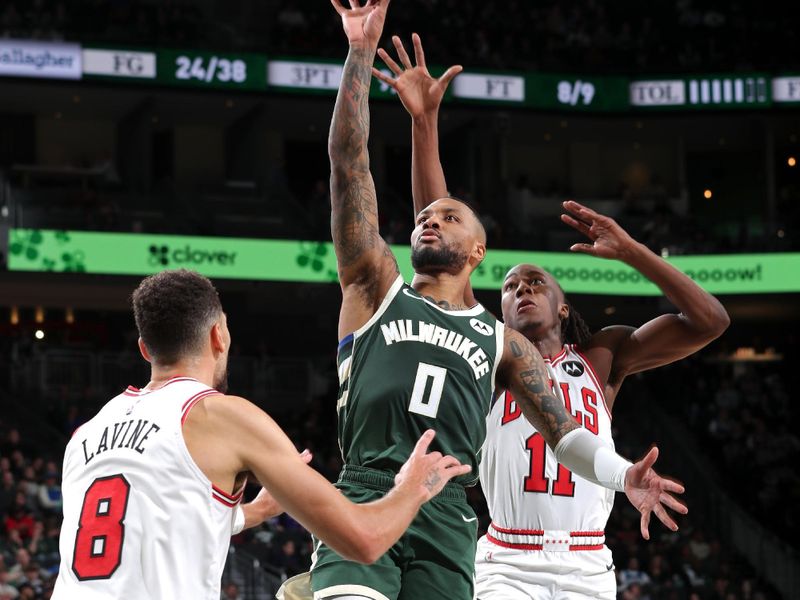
[8,230,799,296]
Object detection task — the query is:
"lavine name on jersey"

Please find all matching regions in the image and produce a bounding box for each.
[380,319,490,379]
[81,419,161,464]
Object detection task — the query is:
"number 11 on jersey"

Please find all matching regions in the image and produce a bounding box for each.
[524,433,575,497]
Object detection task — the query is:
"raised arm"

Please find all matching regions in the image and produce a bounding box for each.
[374,34,477,305]
[329,0,399,338]
[373,33,461,214]
[497,327,687,538]
[561,200,730,397]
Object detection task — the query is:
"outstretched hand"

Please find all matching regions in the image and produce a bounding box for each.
[330,0,391,49]
[624,446,688,540]
[372,33,462,118]
[395,429,471,502]
[561,200,639,260]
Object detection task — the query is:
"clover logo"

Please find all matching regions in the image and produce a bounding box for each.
[61,251,86,272]
[149,245,170,267]
[9,230,44,262]
[296,242,337,281]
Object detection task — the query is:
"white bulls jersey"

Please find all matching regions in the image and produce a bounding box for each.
[480,344,614,548]
[54,377,242,600]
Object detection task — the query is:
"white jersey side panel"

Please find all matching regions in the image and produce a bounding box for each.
[53,378,241,600]
[480,345,615,534]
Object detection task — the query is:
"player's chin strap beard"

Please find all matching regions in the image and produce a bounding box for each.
[411,243,469,273]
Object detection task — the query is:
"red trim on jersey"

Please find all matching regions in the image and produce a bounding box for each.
[211,484,244,508]
[486,534,604,552]
[487,532,543,551]
[181,387,218,412]
[123,377,198,397]
[490,523,544,536]
[570,544,605,551]
[212,484,244,503]
[544,346,568,365]
[180,390,219,426]
[570,530,605,537]
[211,491,239,508]
[572,347,613,422]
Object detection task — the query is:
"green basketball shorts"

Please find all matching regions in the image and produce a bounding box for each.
[310,465,478,600]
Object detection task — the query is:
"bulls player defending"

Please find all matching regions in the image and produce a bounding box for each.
[376,34,728,599]
[52,269,472,600]
[478,236,728,598]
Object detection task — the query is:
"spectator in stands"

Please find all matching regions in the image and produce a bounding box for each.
[17,470,38,513]
[0,431,26,459]
[221,581,242,600]
[36,471,60,514]
[0,566,18,599]
[618,556,652,592]
[6,549,31,586]
[4,497,35,542]
[267,537,304,578]
[18,564,43,598]
[13,582,33,600]
[0,472,14,518]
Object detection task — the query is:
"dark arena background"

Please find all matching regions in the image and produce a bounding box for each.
[1,1,799,599]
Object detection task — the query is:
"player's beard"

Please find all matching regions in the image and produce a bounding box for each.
[411,240,469,273]
[213,362,229,394]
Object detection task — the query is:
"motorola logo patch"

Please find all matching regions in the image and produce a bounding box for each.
[470,318,494,336]
[561,361,584,377]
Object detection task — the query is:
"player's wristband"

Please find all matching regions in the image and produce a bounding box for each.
[232,505,246,535]
[553,428,632,492]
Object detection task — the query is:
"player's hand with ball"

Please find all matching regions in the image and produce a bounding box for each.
[394,430,471,502]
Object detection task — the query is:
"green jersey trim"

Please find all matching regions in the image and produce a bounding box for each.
[399,286,486,317]
[351,275,405,340]
[490,324,505,399]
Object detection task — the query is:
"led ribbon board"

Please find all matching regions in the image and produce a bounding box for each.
[8,230,798,295]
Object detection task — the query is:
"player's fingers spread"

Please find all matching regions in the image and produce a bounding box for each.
[413,429,436,455]
[439,65,463,86]
[372,67,396,87]
[653,504,679,532]
[330,0,346,14]
[569,243,596,255]
[662,478,685,495]
[412,33,426,68]
[641,446,659,471]
[640,511,651,540]
[561,214,591,233]
[377,48,403,75]
[348,0,360,9]
[660,492,688,514]
[392,35,413,69]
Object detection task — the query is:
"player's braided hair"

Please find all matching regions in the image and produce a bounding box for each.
[559,292,593,346]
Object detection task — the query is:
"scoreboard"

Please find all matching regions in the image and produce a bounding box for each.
[2,39,800,112]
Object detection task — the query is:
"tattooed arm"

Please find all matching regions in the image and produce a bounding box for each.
[497,326,688,537]
[329,0,399,339]
[496,327,580,448]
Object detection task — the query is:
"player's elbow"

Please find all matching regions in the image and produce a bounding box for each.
[705,304,730,339]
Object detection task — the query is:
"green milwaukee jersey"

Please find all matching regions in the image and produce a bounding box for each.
[336,275,504,486]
